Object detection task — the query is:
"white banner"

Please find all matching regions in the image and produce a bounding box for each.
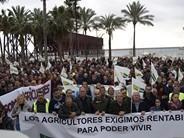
[0,80,51,115]
[20,111,184,138]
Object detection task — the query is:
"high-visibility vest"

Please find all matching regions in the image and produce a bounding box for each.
[33,99,50,113]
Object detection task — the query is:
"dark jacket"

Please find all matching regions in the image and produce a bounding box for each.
[49,98,64,113]
[75,96,94,113]
[58,103,80,119]
[132,101,148,113]
[109,101,130,115]
[92,97,108,113]
[123,96,131,108]
[0,115,14,130]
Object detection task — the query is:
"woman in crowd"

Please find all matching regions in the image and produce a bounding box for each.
[0,102,14,130]
[11,94,32,130]
[150,98,164,111]
[168,93,182,111]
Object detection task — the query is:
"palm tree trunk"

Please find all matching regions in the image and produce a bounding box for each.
[0,38,3,61]
[11,34,15,59]
[25,35,28,59]
[15,36,18,61]
[7,34,10,55]
[3,34,6,60]
[43,0,48,63]
[108,34,112,61]
[20,34,25,61]
[84,29,87,35]
[133,23,136,57]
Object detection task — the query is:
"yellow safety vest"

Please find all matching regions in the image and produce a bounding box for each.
[33,99,50,113]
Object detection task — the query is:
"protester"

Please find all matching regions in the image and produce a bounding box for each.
[49,88,64,114]
[143,85,157,110]
[120,87,131,108]
[169,81,184,101]
[108,92,130,115]
[150,98,164,111]
[58,97,80,119]
[168,93,182,110]
[0,102,14,130]
[107,86,115,100]
[92,88,108,115]
[75,86,94,114]
[32,90,50,113]
[131,92,148,113]
[11,94,31,130]
[2,55,184,132]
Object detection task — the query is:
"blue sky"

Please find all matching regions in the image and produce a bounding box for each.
[0,0,184,49]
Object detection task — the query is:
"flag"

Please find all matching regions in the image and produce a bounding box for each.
[13,61,19,66]
[142,59,146,69]
[171,69,177,79]
[5,58,12,65]
[151,62,158,85]
[39,63,45,74]
[38,55,45,61]
[132,77,146,99]
[10,64,19,75]
[46,61,52,70]
[178,68,183,82]
[69,60,72,72]
[113,57,118,65]
[61,76,73,85]
[135,68,144,82]
[114,65,130,85]
[60,76,78,96]
[61,67,68,78]
[133,57,138,65]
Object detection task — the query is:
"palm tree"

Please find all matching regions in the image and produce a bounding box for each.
[121,1,154,57]
[49,6,73,59]
[97,14,125,61]
[79,7,96,35]
[0,9,11,61]
[8,6,31,60]
[30,8,44,58]
[92,21,100,37]
[64,0,81,56]
[0,0,9,60]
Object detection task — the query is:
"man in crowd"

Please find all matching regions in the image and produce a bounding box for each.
[131,92,148,113]
[109,92,130,116]
[92,88,108,115]
[49,88,64,114]
[121,87,131,109]
[75,86,94,114]
[143,85,156,109]
[32,90,50,113]
[58,97,80,119]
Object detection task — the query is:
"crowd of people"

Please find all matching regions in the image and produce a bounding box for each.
[1,55,184,131]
